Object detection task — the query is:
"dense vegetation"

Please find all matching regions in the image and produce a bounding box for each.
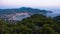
[54,15,60,22]
[0,14,60,34]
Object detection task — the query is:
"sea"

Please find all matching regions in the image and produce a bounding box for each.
[46,10,60,17]
[38,7,60,17]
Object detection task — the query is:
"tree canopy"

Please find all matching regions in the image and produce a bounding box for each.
[0,14,60,34]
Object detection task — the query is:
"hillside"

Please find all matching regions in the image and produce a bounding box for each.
[0,7,52,14]
[0,14,60,34]
[54,15,60,23]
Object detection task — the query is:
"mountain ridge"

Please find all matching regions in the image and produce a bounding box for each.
[0,7,52,14]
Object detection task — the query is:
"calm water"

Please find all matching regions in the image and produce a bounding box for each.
[47,11,60,17]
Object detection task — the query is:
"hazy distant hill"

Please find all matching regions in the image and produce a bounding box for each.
[0,7,52,14]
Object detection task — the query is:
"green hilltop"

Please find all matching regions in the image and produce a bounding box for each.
[0,14,60,34]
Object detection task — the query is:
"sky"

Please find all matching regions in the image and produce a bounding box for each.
[0,0,60,9]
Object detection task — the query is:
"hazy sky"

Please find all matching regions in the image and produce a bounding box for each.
[0,0,60,9]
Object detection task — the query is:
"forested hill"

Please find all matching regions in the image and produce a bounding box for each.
[54,15,60,23]
[0,14,60,34]
[0,7,52,14]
